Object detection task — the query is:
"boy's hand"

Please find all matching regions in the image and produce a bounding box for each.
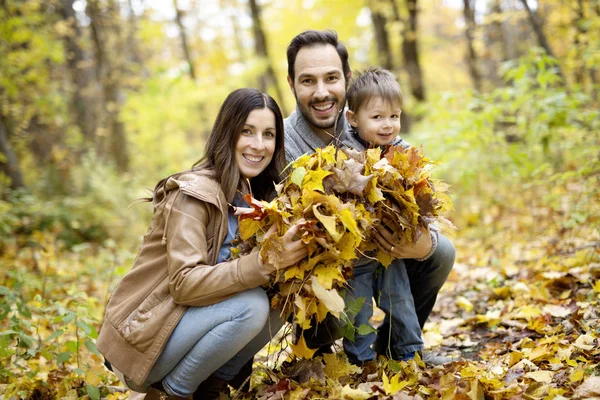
[373,219,432,260]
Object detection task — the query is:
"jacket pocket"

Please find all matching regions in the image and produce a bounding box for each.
[116,289,176,352]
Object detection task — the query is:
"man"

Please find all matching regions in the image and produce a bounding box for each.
[283,30,456,364]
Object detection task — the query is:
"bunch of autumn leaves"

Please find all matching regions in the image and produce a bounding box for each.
[233,144,453,355]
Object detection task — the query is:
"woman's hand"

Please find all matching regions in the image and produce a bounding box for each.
[373,218,432,260]
[260,223,308,272]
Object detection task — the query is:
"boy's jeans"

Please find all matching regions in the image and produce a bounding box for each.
[343,258,423,363]
[143,287,284,397]
[305,234,456,360]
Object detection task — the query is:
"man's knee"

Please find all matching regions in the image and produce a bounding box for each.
[432,234,455,277]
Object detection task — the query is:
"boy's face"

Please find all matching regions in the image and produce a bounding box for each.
[347,97,401,146]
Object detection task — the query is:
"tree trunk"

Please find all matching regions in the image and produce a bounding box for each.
[173,0,197,81]
[385,0,413,132]
[518,0,566,82]
[125,0,143,67]
[371,8,394,70]
[61,0,96,144]
[402,0,426,101]
[0,115,25,190]
[248,0,288,115]
[463,0,481,92]
[219,0,246,63]
[87,0,129,171]
[491,0,510,61]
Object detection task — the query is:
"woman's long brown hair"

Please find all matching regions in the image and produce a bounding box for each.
[150,88,285,204]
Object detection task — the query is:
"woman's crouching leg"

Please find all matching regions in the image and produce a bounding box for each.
[147,287,271,398]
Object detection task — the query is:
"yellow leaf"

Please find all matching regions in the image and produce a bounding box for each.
[375,248,394,267]
[573,334,596,351]
[338,208,362,245]
[525,370,553,384]
[382,371,408,395]
[290,333,317,359]
[592,280,600,293]
[460,365,479,378]
[291,167,307,187]
[515,305,542,319]
[456,296,474,312]
[570,367,585,383]
[313,205,343,242]
[294,295,312,329]
[337,233,358,261]
[284,265,303,281]
[508,351,523,368]
[315,300,330,322]
[341,385,371,400]
[313,265,344,290]
[310,276,344,318]
[303,170,332,192]
[239,219,263,240]
[528,345,549,361]
[322,353,362,381]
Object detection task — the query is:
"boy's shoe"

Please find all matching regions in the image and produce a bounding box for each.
[420,351,452,366]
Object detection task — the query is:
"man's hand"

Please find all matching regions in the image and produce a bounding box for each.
[373,218,432,260]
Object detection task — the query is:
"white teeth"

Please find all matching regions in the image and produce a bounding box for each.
[244,155,263,162]
[313,103,333,111]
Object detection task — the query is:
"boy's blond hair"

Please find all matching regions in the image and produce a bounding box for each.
[347,67,403,112]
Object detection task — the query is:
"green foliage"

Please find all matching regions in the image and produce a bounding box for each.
[0,0,66,132]
[411,48,599,236]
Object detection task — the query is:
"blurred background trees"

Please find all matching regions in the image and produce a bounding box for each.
[0,0,598,249]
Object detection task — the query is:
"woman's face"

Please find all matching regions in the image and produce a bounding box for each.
[235,107,277,179]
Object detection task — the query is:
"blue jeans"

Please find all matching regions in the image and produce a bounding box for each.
[144,287,284,397]
[343,258,423,363]
[306,234,455,361]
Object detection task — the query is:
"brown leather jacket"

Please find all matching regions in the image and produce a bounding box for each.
[97,169,272,387]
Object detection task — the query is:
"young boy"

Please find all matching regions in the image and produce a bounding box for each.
[343,67,426,365]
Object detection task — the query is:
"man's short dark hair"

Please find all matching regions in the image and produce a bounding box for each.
[286,30,351,82]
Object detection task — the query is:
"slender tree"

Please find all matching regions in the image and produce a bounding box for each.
[0,116,24,191]
[219,0,246,64]
[370,4,394,70]
[518,0,566,82]
[463,0,482,91]
[402,0,426,101]
[491,0,510,62]
[173,0,197,81]
[248,0,288,115]
[87,0,129,171]
[61,0,96,144]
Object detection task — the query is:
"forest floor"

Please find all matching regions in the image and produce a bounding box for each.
[1,175,599,400]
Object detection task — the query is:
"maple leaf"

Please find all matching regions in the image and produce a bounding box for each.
[322,353,362,381]
[289,334,318,359]
[313,265,345,290]
[239,218,264,240]
[329,159,373,196]
[303,169,332,192]
[382,371,408,395]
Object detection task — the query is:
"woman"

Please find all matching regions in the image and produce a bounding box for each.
[97,88,307,400]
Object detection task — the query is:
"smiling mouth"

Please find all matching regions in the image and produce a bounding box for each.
[312,102,335,112]
[243,154,264,163]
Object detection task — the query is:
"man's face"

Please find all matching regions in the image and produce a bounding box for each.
[288,44,347,135]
